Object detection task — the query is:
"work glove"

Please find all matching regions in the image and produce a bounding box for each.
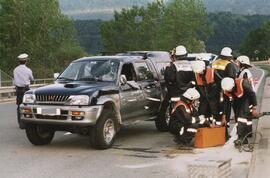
[221,114,227,126]
[251,107,257,118]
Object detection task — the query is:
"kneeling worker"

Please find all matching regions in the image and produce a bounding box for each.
[221,77,257,146]
[169,88,200,146]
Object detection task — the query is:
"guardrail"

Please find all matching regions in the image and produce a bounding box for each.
[0,78,54,102]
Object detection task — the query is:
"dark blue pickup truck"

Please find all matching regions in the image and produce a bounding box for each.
[20,52,171,149]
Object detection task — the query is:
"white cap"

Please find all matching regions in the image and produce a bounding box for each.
[183,88,200,101]
[221,77,235,91]
[220,47,232,57]
[191,60,205,74]
[18,53,29,60]
[175,45,187,56]
[237,55,251,67]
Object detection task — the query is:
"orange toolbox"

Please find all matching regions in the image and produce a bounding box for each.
[194,127,226,148]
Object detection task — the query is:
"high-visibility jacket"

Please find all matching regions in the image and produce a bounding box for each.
[212,59,231,71]
[195,68,215,86]
[224,78,244,99]
[171,100,192,115]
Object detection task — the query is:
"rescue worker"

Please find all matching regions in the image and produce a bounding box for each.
[236,55,255,136]
[191,60,220,126]
[221,77,257,146]
[169,88,200,147]
[160,46,195,133]
[174,45,195,95]
[211,47,238,128]
[237,55,255,90]
[212,47,238,82]
[13,53,34,129]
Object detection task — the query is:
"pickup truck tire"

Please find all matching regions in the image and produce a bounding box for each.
[155,106,170,132]
[90,108,117,149]
[25,124,55,145]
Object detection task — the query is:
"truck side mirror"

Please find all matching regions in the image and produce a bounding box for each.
[54,73,60,79]
[120,74,127,85]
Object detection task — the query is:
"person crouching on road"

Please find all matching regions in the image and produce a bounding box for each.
[169,88,200,147]
[221,77,257,146]
[191,60,221,127]
[13,53,34,129]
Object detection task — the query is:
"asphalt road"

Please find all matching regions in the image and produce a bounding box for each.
[0,67,265,178]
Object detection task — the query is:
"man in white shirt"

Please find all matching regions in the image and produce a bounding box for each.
[13,53,34,129]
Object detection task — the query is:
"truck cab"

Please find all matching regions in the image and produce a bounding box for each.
[21,53,171,149]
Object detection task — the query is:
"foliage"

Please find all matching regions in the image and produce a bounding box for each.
[100,0,210,53]
[206,12,270,54]
[240,21,270,60]
[74,20,103,54]
[0,0,85,78]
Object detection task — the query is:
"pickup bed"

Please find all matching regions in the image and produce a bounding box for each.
[21,51,171,149]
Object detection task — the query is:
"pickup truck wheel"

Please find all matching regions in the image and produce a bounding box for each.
[90,109,117,149]
[25,124,55,145]
[155,105,170,131]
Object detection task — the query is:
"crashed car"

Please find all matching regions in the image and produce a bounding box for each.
[188,53,218,66]
[21,52,171,149]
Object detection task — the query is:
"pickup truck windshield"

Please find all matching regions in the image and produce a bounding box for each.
[58,60,119,82]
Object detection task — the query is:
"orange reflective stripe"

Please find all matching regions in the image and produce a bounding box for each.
[195,73,203,85]
[205,68,214,84]
[171,100,192,114]
[235,78,244,98]
[195,68,214,86]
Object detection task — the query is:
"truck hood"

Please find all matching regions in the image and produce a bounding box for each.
[32,82,119,96]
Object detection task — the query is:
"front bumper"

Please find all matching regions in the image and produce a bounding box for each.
[20,104,103,126]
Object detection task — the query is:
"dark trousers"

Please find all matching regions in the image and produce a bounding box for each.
[16,86,29,129]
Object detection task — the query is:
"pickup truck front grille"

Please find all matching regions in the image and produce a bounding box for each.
[36,94,70,102]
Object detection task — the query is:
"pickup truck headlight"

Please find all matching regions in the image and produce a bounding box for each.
[23,94,36,104]
[68,95,90,105]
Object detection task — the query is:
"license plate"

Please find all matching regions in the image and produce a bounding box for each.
[37,108,60,115]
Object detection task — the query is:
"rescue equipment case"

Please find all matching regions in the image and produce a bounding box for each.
[194,127,226,148]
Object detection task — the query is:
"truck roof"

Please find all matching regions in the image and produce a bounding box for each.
[73,55,144,63]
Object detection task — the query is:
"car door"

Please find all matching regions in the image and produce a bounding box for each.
[119,63,145,120]
[134,61,162,117]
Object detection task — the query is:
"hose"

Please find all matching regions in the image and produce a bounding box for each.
[237,131,263,152]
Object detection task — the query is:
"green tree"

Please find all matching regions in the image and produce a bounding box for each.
[158,0,210,52]
[240,21,270,60]
[0,0,85,78]
[100,0,210,53]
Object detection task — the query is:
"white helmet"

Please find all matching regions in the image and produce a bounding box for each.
[183,88,200,101]
[220,47,232,57]
[221,77,235,91]
[18,53,29,60]
[191,60,205,74]
[237,55,251,67]
[175,45,187,56]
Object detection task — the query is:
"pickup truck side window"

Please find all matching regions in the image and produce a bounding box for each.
[154,62,171,79]
[134,62,154,81]
[121,63,137,81]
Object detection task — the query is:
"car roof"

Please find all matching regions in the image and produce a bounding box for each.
[73,55,144,63]
[188,53,218,61]
[117,51,171,62]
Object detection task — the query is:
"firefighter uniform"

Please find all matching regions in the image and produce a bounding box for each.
[170,99,199,146]
[222,78,257,144]
[168,88,200,146]
[212,57,238,125]
[194,67,220,125]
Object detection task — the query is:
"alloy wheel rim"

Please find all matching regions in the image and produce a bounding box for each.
[103,119,115,144]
